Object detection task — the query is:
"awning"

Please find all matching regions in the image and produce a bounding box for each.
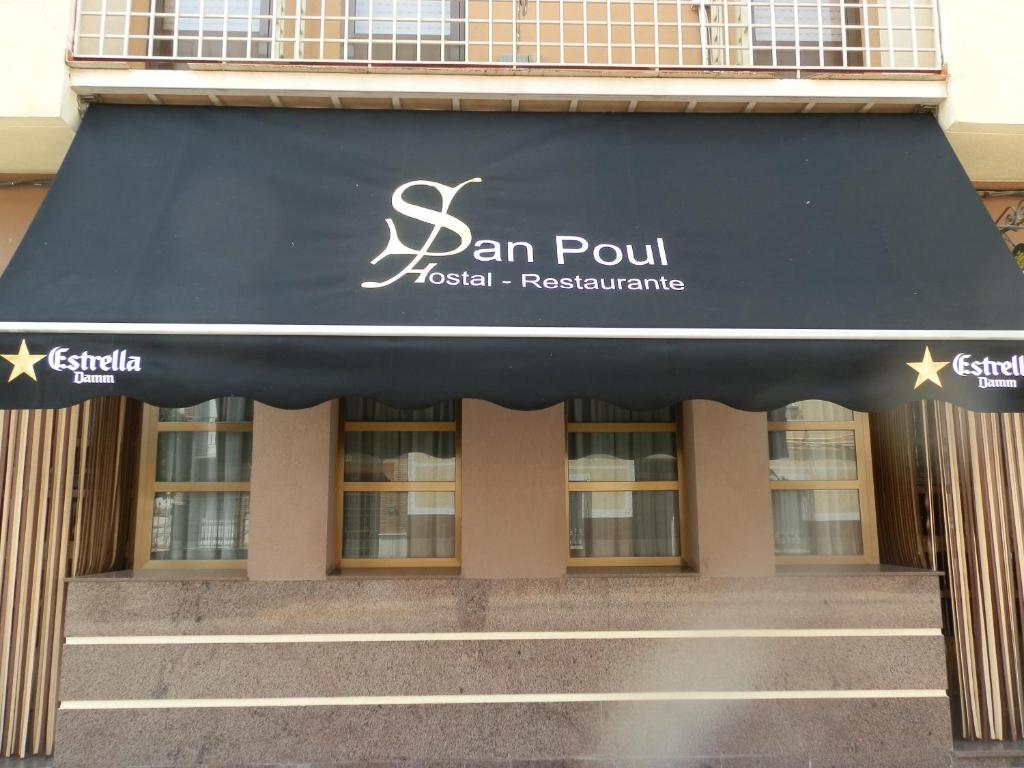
[1,105,1022,412]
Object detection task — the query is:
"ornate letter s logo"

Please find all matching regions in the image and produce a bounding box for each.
[361,177,482,288]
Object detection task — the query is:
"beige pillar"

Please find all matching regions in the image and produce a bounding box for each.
[460,400,566,578]
[682,400,774,577]
[248,401,338,580]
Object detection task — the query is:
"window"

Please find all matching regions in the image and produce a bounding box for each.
[134,397,253,568]
[338,398,459,568]
[567,399,684,566]
[769,399,878,563]
[750,1,865,67]
[347,0,465,62]
[351,0,457,37]
[153,0,273,59]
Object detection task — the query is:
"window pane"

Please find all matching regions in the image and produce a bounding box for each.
[175,0,267,32]
[159,397,253,423]
[352,0,455,36]
[344,398,455,422]
[150,491,249,560]
[568,399,675,423]
[569,491,679,558]
[342,491,455,559]
[768,400,853,423]
[772,489,862,556]
[768,430,857,481]
[569,433,677,482]
[344,432,455,482]
[156,432,252,482]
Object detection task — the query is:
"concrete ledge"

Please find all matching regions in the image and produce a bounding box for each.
[62,574,944,637]
[54,699,952,767]
[59,635,947,700]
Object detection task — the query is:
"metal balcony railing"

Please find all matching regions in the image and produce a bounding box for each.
[73,0,943,71]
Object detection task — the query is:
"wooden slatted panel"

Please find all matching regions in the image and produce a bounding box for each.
[0,398,139,757]
[872,403,1024,741]
[870,407,930,569]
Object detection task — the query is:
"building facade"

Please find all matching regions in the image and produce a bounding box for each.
[2,1,1024,766]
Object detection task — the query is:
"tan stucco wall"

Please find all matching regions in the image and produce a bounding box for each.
[682,400,774,577]
[460,399,567,578]
[0,0,79,174]
[248,401,339,580]
[0,183,48,276]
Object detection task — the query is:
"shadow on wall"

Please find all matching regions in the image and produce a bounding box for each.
[981,192,1024,271]
[0,180,49,277]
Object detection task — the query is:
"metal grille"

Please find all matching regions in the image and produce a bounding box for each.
[74,0,942,70]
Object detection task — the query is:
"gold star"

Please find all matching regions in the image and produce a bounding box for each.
[907,346,949,389]
[2,339,46,383]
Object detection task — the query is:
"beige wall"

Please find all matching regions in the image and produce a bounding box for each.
[940,1,1024,183]
[248,401,339,580]
[682,400,774,577]
[460,399,567,578]
[0,0,78,174]
[0,183,48,276]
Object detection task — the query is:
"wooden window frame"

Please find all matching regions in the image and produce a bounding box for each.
[565,406,687,568]
[769,408,879,565]
[335,401,461,569]
[133,403,252,570]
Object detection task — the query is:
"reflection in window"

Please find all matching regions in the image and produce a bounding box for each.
[769,430,856,482]
[340,398,458,564]
[342,491,455,559]
[159,396,253,423]
[157,431,252,482]
[772,489,862,557]
[569,432,677,482]
[768,399,852,423]
[140,398,253,565]
[344,432,455,482]
[569,491,679,558]
[151,491,250,561]
[567,400,682,563]
[768,401,876,560]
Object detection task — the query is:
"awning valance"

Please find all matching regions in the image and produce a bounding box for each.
[2,105,1022,411]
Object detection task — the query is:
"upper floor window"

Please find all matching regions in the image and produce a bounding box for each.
[347,0,465,61]
[338,398,459,568]
[135,397,253,568]
[750,0,865,67]
[567,399,684,566]
[769,399,878,563]
[154,0,272,58]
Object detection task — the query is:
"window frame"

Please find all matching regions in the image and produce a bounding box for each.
[769,407,879,565]
[335,400,461,570]
[133,403,252,570]
[565,404,687,568]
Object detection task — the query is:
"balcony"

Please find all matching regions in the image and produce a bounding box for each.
[74,0,942,70]
[68,0,946,113]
